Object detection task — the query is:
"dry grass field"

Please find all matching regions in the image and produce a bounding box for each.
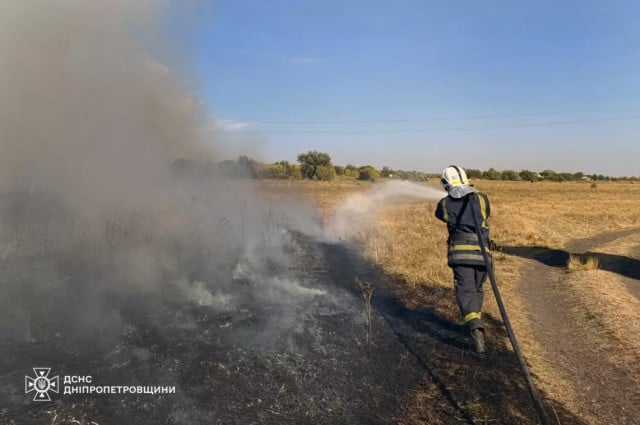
[259,178,640,424]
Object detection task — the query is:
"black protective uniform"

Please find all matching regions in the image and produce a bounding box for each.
[435,191,491,331]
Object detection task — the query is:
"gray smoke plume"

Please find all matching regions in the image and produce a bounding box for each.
[0,0,327,344]
[0,0,445,346]
[0,1,208,203]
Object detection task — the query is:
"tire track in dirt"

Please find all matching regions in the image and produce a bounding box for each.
[517,228,640,425]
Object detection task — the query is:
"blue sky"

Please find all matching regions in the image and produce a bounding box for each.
[166,1,640,175]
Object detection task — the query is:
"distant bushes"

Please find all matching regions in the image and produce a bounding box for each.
[261,161,302,179]
[315,165,337,181]
[344,164,358,178]
[458,166,631,182]
[173,154,635,182]
[357,166,380,181]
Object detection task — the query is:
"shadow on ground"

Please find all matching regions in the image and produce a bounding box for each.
[320,241,588,425]
[500,245,640,281]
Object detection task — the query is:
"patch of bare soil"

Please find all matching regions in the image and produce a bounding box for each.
[512,229,640,424]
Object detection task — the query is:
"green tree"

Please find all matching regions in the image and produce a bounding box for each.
[297,151,333,179]
[540,169,557,179]
[357,166,381,181]
[465,168,482,179]
[344,164,358,177]
[545,172,566,182]
[501,169,519,181]
[519,170,537,181]
[315,165,336,181]
[559,173,573,181]
[482,168,501,180]
[333,165,345,176]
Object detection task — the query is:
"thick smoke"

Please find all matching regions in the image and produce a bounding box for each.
[0,0,326,343]
[0,0,443,352]
[0,0,208,203]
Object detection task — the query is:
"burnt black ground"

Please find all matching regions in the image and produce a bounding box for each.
[0,231,429,425]
[0,232,589,425]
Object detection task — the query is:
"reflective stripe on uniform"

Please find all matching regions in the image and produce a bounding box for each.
[463,312,482,323]
[451,244,491,253]
[449,253,486,263]
[442,198,448,222]
[478,195,488,229]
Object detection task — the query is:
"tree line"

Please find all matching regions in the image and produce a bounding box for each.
[172,151,635,182]
[172,151,429,182]
[464,168,634,182]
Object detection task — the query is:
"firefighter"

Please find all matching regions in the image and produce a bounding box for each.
[435,165,491,353]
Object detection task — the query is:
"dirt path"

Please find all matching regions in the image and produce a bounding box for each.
[517,229,640,425]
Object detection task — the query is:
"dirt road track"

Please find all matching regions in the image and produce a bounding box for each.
[513,229,640,424]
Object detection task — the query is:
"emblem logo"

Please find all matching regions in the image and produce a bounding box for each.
[25,368,59,401]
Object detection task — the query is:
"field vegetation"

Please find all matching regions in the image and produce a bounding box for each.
[259,177,640,424]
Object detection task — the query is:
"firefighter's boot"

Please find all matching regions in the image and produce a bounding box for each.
[471,328,485,354]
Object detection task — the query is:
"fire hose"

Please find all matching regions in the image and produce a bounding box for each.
[468,192,552,425]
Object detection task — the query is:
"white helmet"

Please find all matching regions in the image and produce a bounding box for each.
[441,165,469,191]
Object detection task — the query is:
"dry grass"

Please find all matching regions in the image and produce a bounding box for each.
[566,254,600,271]
[257,178,369,213]
[566,271,640,377]
[354,277,375,349]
